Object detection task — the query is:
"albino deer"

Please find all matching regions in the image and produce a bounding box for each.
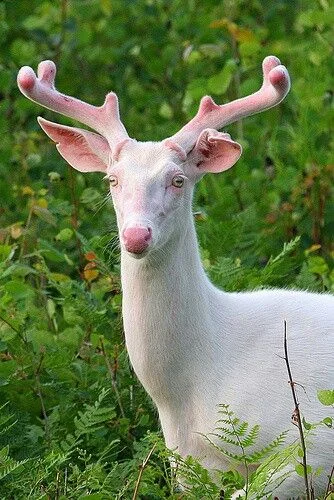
[18,56,334,497]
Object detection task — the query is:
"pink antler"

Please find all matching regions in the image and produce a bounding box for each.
[17,60,129,146]
[171,56,290,152]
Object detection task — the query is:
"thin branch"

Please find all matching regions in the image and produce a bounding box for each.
[325,465,334,499]
[100,337,125,418]
[0,314,20,334]
[33,349,50,443]
[283,320,310,500]
[132,442,157,500]
[0,313,28,345]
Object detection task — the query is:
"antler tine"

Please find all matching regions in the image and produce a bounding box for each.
[17,60,129,146]
[171,56,290,152]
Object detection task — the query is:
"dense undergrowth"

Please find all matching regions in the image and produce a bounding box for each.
[0,0,333,498]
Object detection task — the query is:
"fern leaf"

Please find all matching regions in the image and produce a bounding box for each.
[210,432,243,448]
[0,458,30,480]
[239,424,260,447]
[246,430,288,463]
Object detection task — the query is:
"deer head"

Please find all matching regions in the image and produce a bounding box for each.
[17,56,290,258]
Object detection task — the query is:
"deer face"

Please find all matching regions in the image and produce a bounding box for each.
[106,135,242,257]
[106,140,192,257]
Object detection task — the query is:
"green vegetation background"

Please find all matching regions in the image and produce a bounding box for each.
[0,0,333,498]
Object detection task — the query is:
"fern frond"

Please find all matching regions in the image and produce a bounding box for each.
[239,424,260,448]
[210,432,243,449]
[0,457,30,480]
[204,435,245,463]
[246,430,288,463]
[266,236,300,266]
[0,420,17,437]
[235,421,249,437]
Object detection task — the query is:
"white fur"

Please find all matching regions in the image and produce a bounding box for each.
[111,141,334,498]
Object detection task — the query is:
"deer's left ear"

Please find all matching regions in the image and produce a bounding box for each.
[188,128,242,175]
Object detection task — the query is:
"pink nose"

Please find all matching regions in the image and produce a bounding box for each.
[122,227,152,254]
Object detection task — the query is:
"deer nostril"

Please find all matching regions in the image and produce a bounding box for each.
[122,226,152,254]
[145,227,152,241]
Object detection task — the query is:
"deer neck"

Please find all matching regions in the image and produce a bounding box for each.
[120,212,215,401]
[120,213,211,320]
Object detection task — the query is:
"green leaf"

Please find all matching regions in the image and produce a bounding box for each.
[1,263,37,279]
[55,228,74,242]
[39,240,67,263]
[322,417,332,428]
[0,245,13,263]
[159,102,173,119]
[46,298,56,318]
[295,463,312,476]
[302,417,312,430]
[32,205,57,226]
[3,280,33,300]
[80,188,101,205]
[317,389,334,406]
[208,59,237,95]
[307,256,329,275]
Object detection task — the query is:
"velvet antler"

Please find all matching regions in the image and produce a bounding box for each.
[170,56,290,152]
[17,60,128,147]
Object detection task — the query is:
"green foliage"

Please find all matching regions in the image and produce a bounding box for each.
[0,0,333,497]
[207,404,289,465]
[203,404,299,498]
[318,390,334,407]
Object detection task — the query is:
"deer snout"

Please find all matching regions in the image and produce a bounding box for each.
[122,226,152,254]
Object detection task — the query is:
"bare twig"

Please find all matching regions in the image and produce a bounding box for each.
[325,465,334,499]
[283,320,310,500]
[132,442,157,500]
[33,349,50,443]
[100,337,125,418]
[0,314,20,335]
[0,313,28,345]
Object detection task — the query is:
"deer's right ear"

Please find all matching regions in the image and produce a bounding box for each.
[189,128,242,176]
[38,117,111,173]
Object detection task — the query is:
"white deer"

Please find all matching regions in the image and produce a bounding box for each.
[18,56,334,497]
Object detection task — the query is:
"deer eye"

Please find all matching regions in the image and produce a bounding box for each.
[171,175,185,188]
[109,175,118,187]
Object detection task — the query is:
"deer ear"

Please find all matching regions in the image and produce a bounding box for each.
[190,128,242,175]
[38,117,111,173]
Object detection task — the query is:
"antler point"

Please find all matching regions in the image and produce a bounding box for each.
[269,65,290,89]
[198,96,219,117]
[17,66,36,91]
